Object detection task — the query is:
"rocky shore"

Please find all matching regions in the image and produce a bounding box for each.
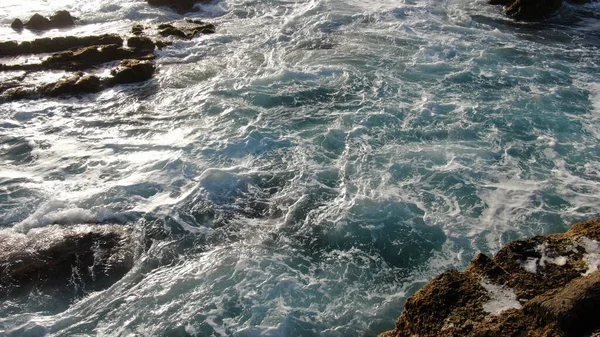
[0,8,216,102]
[380,217,600,337]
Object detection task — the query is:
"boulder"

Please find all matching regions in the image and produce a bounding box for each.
[0,224,135,298]
[24,13,52,30]
[49,10,75,28]
[380,217,600,337]
[10,18,23,31]
[110,59,155,84]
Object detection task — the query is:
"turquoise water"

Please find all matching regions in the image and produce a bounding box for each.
[1,0,600,336]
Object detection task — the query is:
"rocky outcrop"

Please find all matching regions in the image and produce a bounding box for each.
[0,224,135,298]
[16,11,76,31]
[380,217,600,337]
[0,20,215,101]
[490,0,593,21]
[0,34,124,56]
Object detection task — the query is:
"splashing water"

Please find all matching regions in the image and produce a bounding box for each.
[1,0,600,336]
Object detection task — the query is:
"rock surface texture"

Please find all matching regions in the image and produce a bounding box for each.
[0,225,135,299]
[380,217,600,337]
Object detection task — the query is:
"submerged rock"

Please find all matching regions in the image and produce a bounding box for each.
[0,224,135,298]
[380,217,600,337]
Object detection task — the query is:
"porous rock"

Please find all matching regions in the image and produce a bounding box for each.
[380,217,600,337]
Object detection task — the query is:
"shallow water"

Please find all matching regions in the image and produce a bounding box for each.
[1,0,600,336]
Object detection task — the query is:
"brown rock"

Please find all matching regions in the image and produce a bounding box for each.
[380,217,600,337]
[110,59,155,84]
[127,36,155,52]
[41,73,102,96]
[131,24,145,36]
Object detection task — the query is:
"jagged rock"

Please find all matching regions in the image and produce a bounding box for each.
[110,59,155,84]
[127,36,155,52]
[0,34,123,57]
[49,10,75,28]
[24,13,52,30]
[11,18,23,31]
[380,217,600,337]
[0,224,135,298]
[42,73,102,97]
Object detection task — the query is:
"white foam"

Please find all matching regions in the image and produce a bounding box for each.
[520,242,569,274]
[480,280,522,315]
[579,237,600,276]
[13,200,113,233]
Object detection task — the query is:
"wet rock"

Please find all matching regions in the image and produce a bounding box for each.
[488,0,592,21]
[127,36,155,52]
[131,24,145,36]
[0,224,135,298]
[22,11,75,30]
[110,59,155,84]
[147,0,200,14]
[380,217,600,337]
[505,0,563,21]
[11,18,23,31]
[0,34,123,57]
[42,44,152,71]
[42,73,102,97]
[158,21,215,39]
[24,13,52,30]
[49,10,75,28]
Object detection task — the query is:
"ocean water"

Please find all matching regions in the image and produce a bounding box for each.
[1,0,599,336]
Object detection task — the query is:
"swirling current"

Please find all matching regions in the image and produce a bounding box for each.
[1,0,600,336]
